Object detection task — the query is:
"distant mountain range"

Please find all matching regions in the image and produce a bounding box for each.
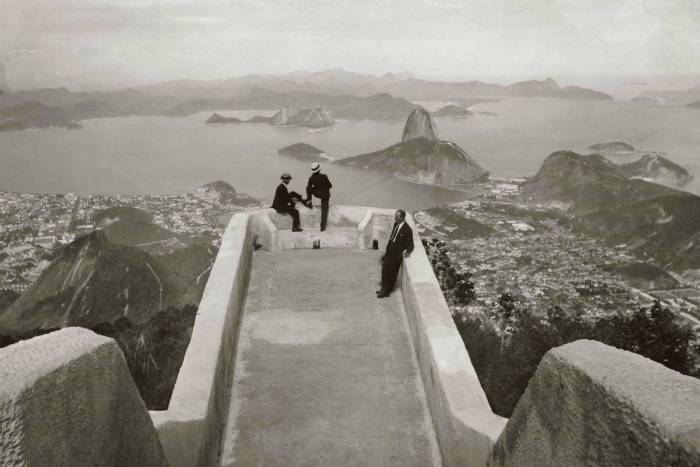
[0,69,613,131]
[340,107,489,186]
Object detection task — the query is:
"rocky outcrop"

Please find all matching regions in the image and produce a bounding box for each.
[92,206,181,247]
[588,141,636,153]
[0,328,168,466]
[341,108,487,187]
[205,112,242,124]
[272,102,298,126]
[193,181,259,206]
[620,153,693,187]
[432,105,473,118]
[401,106,438,142]
[205,112,274,124]
[270,102,334,129]
[489,340,700,467]
[278,143,335,161]
[341,137,488,186]
[303,106,334,128]
[0,231,197,332]
[521,151,677,214]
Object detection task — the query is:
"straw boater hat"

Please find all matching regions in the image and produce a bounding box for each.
[310,162,321,173]
[281,173,292,180]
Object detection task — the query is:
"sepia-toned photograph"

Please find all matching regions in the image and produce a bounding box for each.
[0,1,699,465]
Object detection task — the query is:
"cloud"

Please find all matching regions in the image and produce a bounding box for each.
[0,0,698,89]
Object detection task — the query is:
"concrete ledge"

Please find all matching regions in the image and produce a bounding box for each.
[489,340,700,467]
[400,213,507,467]
[151,213,253,467]
[0,328,167,466]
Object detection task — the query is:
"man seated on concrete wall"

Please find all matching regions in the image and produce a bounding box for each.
[272,173,307,232]
[377,209,414,298]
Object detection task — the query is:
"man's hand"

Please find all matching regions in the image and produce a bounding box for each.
[403,250,411,258]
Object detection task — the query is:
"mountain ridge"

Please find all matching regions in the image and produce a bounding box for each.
[0,70,613,130]
[0,231,197,333]
[521,151,680,214]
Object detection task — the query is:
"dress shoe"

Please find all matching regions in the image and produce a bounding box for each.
[292,227,303,232]
[376,290,384,295]
[377,293,389,299]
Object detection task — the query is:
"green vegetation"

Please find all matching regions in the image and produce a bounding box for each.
[423,237,700,418]
[94,305,197,410]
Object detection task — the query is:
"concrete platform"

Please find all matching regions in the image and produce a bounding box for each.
[220,249,442,467]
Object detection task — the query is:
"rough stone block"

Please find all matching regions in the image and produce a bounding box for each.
[0,327,167,466]
[489,339,700,467]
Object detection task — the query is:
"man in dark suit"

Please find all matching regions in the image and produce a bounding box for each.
[305,162,333,231]
[377,209,414,298]
[272,173,305,232]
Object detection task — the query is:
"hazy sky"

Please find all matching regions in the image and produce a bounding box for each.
[1,0,699,90]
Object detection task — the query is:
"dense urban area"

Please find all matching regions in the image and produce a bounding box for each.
[415,179,700,331]
[0,186,256,294]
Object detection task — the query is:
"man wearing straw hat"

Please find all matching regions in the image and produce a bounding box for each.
[305,162,333,232]
[272,173,305,232]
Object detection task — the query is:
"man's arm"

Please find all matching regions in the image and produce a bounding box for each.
[305,178,313,200]
[403,226,414,257]
[324,174,332,189]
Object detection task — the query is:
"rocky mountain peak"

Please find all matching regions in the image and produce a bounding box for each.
[401,107,438,142]
[272,103,298,126]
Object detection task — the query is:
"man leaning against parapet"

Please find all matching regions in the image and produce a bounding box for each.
[377,209,414,299]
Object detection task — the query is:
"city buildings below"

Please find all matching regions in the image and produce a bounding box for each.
[0,190,257,292]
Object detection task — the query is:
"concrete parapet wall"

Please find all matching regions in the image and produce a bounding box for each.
[0,328,167,466]
[489,340,700,467]
[153,205,508,466]
[399,214,507,467]
[152,213,252,467]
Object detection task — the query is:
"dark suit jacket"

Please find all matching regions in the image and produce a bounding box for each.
[306,172,333,200]
[271,183,302,211]
[386,222,414,257]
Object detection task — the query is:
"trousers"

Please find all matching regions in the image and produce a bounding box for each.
[319,197,329,230]
[381,250,403,293]
[275,206,300,229]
